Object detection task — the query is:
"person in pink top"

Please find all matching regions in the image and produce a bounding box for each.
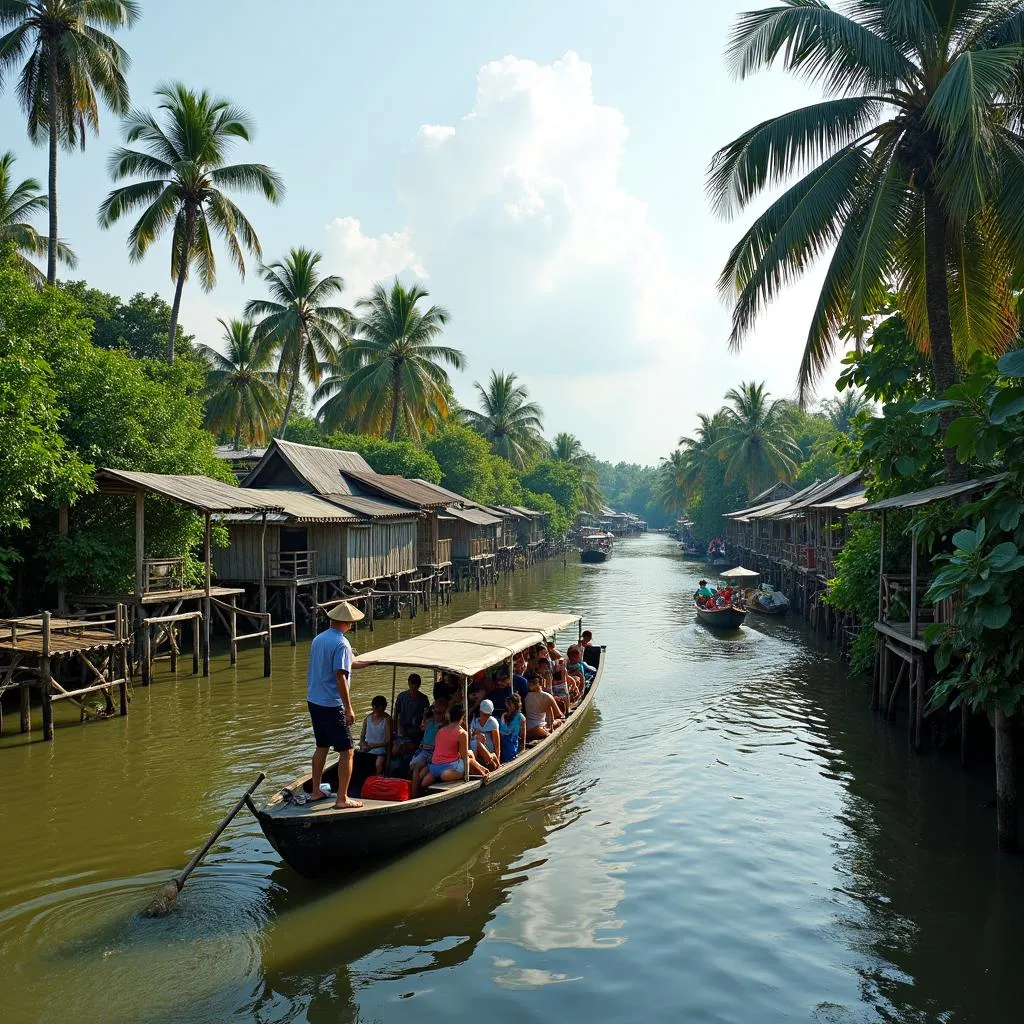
[412,703,489,797]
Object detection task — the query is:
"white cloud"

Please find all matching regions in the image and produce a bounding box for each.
[321,50,829,463]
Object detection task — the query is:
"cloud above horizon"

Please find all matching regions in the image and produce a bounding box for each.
[323,51,825,465]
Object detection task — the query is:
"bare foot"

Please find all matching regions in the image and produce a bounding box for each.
[334,798,363,809]
[309,789,328,801]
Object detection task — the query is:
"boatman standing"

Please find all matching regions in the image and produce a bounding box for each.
[307,600,365,809]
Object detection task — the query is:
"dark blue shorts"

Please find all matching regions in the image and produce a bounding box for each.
[307,701,353,752]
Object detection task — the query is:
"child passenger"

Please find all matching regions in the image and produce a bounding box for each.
[499,694,526,762]
[359,695,392,775]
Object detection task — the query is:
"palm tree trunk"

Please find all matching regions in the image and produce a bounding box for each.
[923,193,966,484]
[277,339,304,439]
[46,46,58,288]
[994,707,1019,853]
[387,360,402,441]
[167,204,196,364]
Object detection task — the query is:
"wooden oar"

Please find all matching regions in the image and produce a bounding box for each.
[142,772,265,918]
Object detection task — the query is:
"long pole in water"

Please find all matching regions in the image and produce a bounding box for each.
[142,772,265,917]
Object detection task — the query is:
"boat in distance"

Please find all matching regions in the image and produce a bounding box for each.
[580,530,613,563]
[694,602,747,629]
[257,610,604,878]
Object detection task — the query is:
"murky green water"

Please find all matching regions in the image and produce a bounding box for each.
[1,535,1020,1023]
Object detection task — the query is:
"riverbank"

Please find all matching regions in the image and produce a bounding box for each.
[1,536,1020,1023]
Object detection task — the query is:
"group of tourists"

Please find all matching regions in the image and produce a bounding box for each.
[304,600,597,809]
[693,579,736,609]
[706,538,727,560]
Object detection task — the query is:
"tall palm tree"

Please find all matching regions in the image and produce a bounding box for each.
[0,1,138,285]
[677,411,731,497]
[98,82,284,362]
[0,149,75,284]
[462,370,544,470]
[199,318,282,449]
[712,382,800,497]
[656,449,691,516]
[244,248,348,438]
[550,431,602,512]
[709,1,1024,479]
[821,389,874,434]
[338,279,462,441]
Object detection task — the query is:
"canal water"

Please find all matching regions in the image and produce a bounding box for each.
[1,535,1020,1023]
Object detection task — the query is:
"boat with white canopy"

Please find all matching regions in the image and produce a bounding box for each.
[257,610,605,877]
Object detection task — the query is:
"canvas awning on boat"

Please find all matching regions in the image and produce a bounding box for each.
[719,565,760,579]
[354,610,583,676]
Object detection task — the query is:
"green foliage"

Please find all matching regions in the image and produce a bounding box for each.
[0,255,89,576]
[686,457,746,544]
[283,416,325,447]
[489,454,524,506]
[60,281,199,360]
[597,460,670,528]
[462,370,545,470]
[521,489,568,539]
[917,348,1024,716]
[521,460,582,518]
[43,338,230,595]
[825,518,881,673]
[322,431,441,483]
[425,425,498,503]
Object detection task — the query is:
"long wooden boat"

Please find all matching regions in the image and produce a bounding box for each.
[694,602,747,629]
[257,610,604,878]
[580,548,609,563]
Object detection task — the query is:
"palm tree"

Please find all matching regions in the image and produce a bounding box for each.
[462,370,544,470]
[0,1,138,285]
[98,82,284,362]
[550,431,602,512]
[821,390,874,434]
[677,411,731,497]
[199,318,282,449]
[709,1,1024,480]
[711,382,800,497]
[656,449,691,516]
[244,248,348,438]
[0,149,75,284]
[338,279,462,441]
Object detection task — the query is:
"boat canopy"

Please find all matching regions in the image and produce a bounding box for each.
[355,610,583,676]
[719,565,760,579]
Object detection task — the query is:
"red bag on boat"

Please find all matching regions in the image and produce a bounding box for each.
[361,776,410,801]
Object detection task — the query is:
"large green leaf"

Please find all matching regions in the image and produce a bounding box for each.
[986,540,1021,569]
[997,347,1024,377]
[953,527,979,552]
[989,386,1024,423]
[980,602,1012,629]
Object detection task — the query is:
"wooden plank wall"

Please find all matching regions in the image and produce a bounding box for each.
[346,522,416,582]
[214,523,281,580]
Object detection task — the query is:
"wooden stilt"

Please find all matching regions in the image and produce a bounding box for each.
[192,614,200,676]
[142,623,152,686]
[230,595,238,665]
[41,611,53,742]
[20,683,30,733]
[263,612,272,678]
[203,513,212,678]
[289,586,297,647]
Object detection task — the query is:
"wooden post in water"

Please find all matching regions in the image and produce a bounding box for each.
[289,585,297,647]
[118,605,129,716]
[41,611,53,741]
[20,683,30,733]
[203,513,212,678]
[229,595,238,666]
[142,621,152,686]
[262,612,272,678]
[871,511,887,712]
[135,489,146,678]
[192,614,200,675]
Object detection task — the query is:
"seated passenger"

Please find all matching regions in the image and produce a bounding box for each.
[545,639,566,666]
[695,579,714,601]
[566,644,595,684]
[414,703,488,796]
[499,694,526,762]
[409,698,448,793]
[470,699,501,770]
[358,696,392,775]
[486,667,515,713]
[392,673,429,759]
[550,663,575,712]
[524,676,563,742]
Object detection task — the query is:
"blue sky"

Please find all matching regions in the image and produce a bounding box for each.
[0,0,834,464]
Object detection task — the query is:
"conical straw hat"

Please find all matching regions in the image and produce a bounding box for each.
[324,600,365,623]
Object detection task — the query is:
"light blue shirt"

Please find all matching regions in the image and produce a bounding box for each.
[306,627,352,708]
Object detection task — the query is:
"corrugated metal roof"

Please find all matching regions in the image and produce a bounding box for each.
[344,471,452,509]
[215,445,266,461]
[510,505,545,518]
[862,475,1004,512]
[784,471,862,513]
[491,504,529,519]
[246,439,373,494]
[94,469,284,514]
[322,493,419,520]
[221,490,357,523]
[446,504,501,527]
[410,478,480,506]
[812,489,868,511]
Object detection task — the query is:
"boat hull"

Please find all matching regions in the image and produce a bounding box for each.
[580,549,610,563]
[257,652,605,878]
[749,601,787,617]
[695,605,747,629]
